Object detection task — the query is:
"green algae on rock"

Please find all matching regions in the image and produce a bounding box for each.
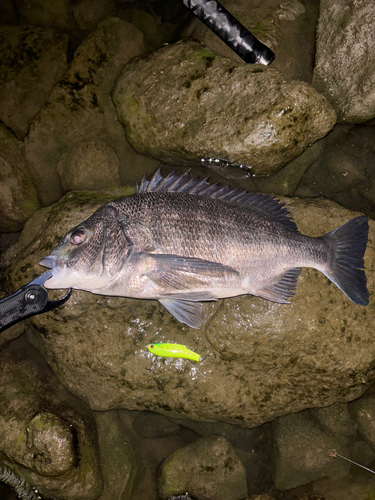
[158,436,247,500]
[113,39,336,175]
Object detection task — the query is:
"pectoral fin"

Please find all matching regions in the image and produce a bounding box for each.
[141,253,238,291]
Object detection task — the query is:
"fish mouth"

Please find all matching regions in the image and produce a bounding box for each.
[39,256,58,269]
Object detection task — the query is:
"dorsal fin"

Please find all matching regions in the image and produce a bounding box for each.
[136,167,298,231]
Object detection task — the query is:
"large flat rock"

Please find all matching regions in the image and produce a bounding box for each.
[3,188,374,427]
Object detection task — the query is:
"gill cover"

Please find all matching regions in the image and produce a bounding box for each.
[40,205,131,288]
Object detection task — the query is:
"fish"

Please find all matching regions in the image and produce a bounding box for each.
[39,168,369,329]
[147,343,202,361]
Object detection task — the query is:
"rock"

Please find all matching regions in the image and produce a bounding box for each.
[313,0,375,123]
[167,495,193,500]
[0,26,68,140]
[1,0,18,24]
[294,125,368,198]
[204,197,375,426]
[113,39,336,175]
[182,0,318,83]
[72,0,116,31]
[24,412,75,476]
[351,391,375,451]
[17,0,76,32]
[24,17,156,206]
[132,412,180,439]
[0,231,19,254]
[294,124,375,219]
[312,403,357,438]
[118,410,198,500]
[182,0,282,62]
[158,436,248,500]
[0,336,102,499]
[3,186,375,428]
[252,139,325,196]
[0,123,39,232]
[170,419,261,450]
[95,411,136,500]
[272,405,354,490]
[117,5,186,51]
[57,140,121,193]
[170,418,273,493]
[311,471,375,500]
[248,495,276,500]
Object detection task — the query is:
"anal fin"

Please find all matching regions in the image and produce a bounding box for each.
[257,268,301,303]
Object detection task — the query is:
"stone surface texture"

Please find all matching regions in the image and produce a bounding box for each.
[183,0,318,83]
[113,39,336,175]
[95,411,136,500]
[72,0,116,31]
[0,124,39,232]
[3,187,375,428]
[24,17,155,206]
[0,25,68,139]
[158,436,248,500]
[57,140,121,193]
[17,0,76,31]
[272,404,356,489]
[351,390,375,452]
[0,337,102,500]
[313,0,375,123]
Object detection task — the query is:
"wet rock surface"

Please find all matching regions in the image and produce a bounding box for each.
[0,337,103,499]
[0,124,39,232]
[182,0,318,83]
[132,412,180,439]
[272,404,355,490]
[24,17,155,206]
[3,189,375,429]
[0,25,68,140]
[113,39,336,175]
[158,436,248,500]
[57,140,121,193]
[313,0,375,123]
[95,411,136,500]
[351,390,375,452]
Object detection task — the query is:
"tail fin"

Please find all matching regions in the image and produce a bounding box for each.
[323,216,369,305]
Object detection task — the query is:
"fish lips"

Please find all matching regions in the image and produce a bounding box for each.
[39,255,66,289]
[39,255,57,270]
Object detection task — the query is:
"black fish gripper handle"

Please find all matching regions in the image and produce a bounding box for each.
[0,285,48,332]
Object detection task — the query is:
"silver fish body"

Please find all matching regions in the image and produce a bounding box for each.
[40,169,369,328]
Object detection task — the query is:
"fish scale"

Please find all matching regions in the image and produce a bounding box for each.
[40,168,369,328]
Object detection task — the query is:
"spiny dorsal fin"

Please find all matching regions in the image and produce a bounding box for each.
[136,167,298,231]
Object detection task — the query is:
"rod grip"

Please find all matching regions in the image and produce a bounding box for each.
[182,0,275,65]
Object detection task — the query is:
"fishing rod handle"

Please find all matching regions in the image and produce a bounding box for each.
[182,0,275,65]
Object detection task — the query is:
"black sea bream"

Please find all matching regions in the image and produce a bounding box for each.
[40,169,369,328]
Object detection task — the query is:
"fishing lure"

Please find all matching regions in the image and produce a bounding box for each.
[147,343,201,362]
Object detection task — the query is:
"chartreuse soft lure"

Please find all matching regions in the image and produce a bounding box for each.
[147,343,201,362]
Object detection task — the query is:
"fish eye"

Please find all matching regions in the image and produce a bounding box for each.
[70,229,86,245]
[150,344,154,349]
